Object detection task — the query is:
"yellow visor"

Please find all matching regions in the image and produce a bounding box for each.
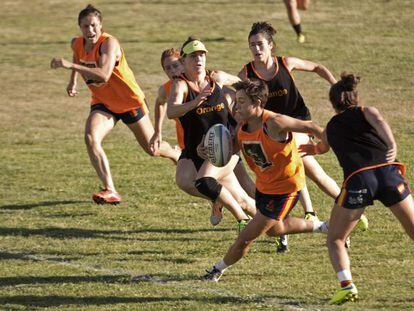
[182,40,208,56]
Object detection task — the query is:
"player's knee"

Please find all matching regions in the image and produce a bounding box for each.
[84,133,100,150]
[195,177,222,201]
[176,174,194,193]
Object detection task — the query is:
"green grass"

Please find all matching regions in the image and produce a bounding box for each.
[1,0,413,309]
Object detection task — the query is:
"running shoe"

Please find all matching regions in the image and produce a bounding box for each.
[92,189,121,205]
[202,266,223,282]
[330,283,358,304]
[276,235,289,253]
[210,201,223,226]
[356,214,369,231]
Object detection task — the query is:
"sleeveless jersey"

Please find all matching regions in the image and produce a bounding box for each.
[326,106,391,179]
[163,80,184,149]
[177,73,231,158]
[237,110,305,194]
[244,56,311,120]
[72,32,147,114]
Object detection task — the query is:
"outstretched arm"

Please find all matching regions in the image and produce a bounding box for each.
[267,114,330,154]
[284,57,337,85]
[211,70,241,87]
[51,37,119,83]
[150,86,168,155]
[363,106,397,162]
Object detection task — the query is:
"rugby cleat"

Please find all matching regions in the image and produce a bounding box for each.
[202,266,223,282]
[210,201,223,226]
[92,189,121,205]
[330,283,358,304]
[304,212,319,222]
[276,235,289,253]
[236,219,249,233]
[297,33,306,43]
[356,214,369,231]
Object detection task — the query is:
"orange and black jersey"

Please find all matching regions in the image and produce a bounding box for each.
[244,56,311,120]
[177,72,233,158]
[327,106,391,179]
[237,110,305,195]
[72,32,147,114]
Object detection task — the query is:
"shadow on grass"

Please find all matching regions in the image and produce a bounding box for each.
[0,200,89,210]
[0,294,302,307]
[0,226,233,240]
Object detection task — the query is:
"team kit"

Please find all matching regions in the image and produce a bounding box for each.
[50,5,414,306]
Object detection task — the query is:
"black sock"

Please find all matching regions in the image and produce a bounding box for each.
[293,23,302,35]
[305,211,316,216]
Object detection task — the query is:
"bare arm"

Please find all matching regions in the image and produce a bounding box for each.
[211,70,241,87]
[66,54,79,97]
[267,114,330,154]
[51,37,119,83]
[149,86,168,155]
[363,106,397,161]
[166,79,212,119]
[284,57,337,85]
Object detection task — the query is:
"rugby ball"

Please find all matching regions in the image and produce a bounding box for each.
[204,124,232,167]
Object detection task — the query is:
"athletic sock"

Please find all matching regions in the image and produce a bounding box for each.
[293,23,303,35]
[305,211,316,216]
[337,269,353,287]
[312,220,328,232]
[214,259,229,272]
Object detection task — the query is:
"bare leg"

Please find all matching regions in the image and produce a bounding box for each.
[84,110,117,191]
[224,211,316,265]
[284,0,301,26]
[389,195,414,240]
[327,204,365,273]
[303,155,341,199]
[297,0,310,10]
[197,159,250,221]
[234,160,255,198]
[175,159,203,197]
[127,114,180,163]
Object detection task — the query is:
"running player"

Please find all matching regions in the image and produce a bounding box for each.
[50,5,180,204]
[203,78,329,282]
[167,37,255,230]
[283,0,310,43]
[299,73,414,304]
[153,48,255,226]
[239,21,341,251]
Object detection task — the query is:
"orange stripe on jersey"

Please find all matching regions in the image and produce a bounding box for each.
[72,33,147,114]
[163,80,185,149]
[278,192,298,220]
[237,109,305,194]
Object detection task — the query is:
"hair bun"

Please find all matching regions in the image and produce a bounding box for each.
[340,72,360,91]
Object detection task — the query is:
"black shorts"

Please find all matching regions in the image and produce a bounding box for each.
[255,189,301,220]
[91,103,146,124]
[179,150,205,172]
[336,164,411,209]
[179,150,242,172]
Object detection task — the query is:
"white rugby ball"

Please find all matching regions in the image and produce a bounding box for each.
[204,124,232,167]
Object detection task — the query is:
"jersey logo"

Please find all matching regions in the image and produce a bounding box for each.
[196,103,225,115]
[268,88,288,98]
[242,141,272,170]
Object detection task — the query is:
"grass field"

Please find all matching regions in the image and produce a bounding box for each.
[1,0,413,310]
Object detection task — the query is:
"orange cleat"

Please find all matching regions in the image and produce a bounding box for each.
[92,189,121,205]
